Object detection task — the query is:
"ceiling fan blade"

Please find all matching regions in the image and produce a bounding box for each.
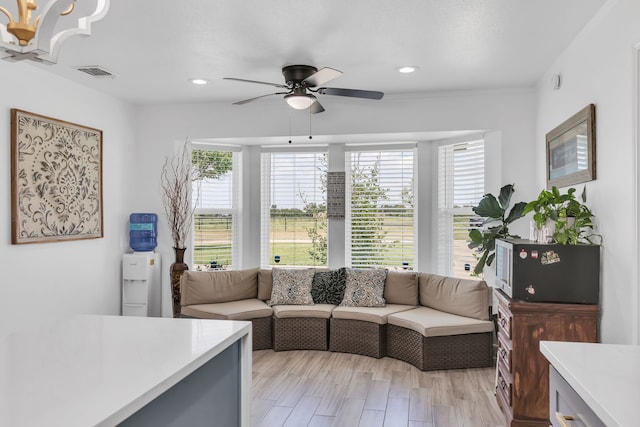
[303,67,343,87]
[233,92,289,105]
[224,77,288,89]
[318,87,384,100]
[310,100,325,114]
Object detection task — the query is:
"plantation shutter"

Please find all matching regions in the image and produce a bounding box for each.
[191,149,239,270]
[260,151,327,268]
[345,148,415,269]
[437,139,485,277]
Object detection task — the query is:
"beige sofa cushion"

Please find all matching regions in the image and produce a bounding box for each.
[387,306,494,337]
[384,271,418,306]
[181,298,272,320]
[332,304,416,325]
[272,304,335,319]
[418,273,490,321]
[258,269,273,301]
[180,269,259,306]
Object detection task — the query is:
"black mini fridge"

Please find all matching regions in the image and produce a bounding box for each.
[494,238,600,304]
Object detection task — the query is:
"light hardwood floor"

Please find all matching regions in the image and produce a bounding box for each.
[252,350,506,427]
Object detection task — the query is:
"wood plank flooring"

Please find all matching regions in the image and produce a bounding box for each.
[252,350,506,427]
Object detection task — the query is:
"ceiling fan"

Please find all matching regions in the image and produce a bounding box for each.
[223,65,384,114]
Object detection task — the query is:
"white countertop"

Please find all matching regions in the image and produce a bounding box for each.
[0,315,251,426]
[540,341,640,427]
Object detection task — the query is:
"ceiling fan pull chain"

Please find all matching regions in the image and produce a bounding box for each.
[309,106,313,140]
[288,112,292,144]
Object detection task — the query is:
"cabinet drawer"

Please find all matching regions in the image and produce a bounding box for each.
[497,335,512,373]
[549,367,605,427]
[497,366,512,407]
[497,306,512,339]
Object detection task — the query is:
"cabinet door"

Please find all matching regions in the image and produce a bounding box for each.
[549,367,605,427]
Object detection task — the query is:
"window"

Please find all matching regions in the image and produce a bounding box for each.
[346,149,415,269]
[191,148,239,270]
[437,139,485,277]
[261,151,327,268]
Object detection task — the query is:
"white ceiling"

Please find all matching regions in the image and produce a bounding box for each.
[24,0,606,107]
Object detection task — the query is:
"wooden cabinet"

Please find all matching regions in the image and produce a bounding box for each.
[495,289,599,427]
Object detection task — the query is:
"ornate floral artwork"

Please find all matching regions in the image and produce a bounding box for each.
[11,109,103,244]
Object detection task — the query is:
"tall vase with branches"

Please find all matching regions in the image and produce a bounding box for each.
[161,144,196,317]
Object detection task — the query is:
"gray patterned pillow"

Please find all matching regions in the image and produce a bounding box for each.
[339,268,387,307]
[268,268,315,306]
[311,268,347,305]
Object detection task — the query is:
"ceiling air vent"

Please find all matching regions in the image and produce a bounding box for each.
[75,66,117,78]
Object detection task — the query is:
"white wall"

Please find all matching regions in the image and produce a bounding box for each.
[536,0,640,344]
[134,89,537,317]
[0,60,136,339]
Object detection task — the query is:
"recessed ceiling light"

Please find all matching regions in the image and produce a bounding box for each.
[189,78,208,85]
[398,66,418,74]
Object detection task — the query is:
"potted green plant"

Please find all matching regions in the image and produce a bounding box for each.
[468,184,527,275]
[524,186,600,245]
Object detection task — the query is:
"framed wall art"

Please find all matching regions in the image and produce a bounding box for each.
[11,109,103,244]
[546,104,596,188]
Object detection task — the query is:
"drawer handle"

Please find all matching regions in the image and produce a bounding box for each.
[500,379,507,391]
[555,413,575,427]
[500,318,507,327]
[500,348,507,359]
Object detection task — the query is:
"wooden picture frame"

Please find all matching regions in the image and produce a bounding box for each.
[546,104,596,188]
[11,109,103,244]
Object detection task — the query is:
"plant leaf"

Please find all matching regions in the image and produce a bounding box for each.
[473,249,489,275]
[498,184,515,210]
[505,201,527,224]
[473,194,503,219]
[468,228,483,244]
[486,252,496,267]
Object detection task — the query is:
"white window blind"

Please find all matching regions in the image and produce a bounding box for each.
[437,140,485,277]
[261,151,327,268]
[346,149,415,269]
[191,149,238,270]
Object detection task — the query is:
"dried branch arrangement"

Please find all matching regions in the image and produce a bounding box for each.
[161,144,195,249]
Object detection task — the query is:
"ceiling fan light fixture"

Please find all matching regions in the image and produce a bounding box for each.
[285,93,316,109]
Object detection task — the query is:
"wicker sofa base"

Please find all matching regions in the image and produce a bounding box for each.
[273,317,328,351]
[251,317,273,350]
[386,324,493,371]
[329,318,386,358]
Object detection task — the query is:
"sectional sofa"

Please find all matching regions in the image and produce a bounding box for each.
[179,267,494,371]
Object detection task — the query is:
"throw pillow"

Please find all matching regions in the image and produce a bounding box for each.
[311,267,347,305]
[268,268,315,306]
[339,268,387,307]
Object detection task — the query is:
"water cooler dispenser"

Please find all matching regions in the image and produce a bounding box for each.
[122,253,161,316]
[122,213,161,317]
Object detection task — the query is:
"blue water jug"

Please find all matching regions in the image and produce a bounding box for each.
[129,213,157,252]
